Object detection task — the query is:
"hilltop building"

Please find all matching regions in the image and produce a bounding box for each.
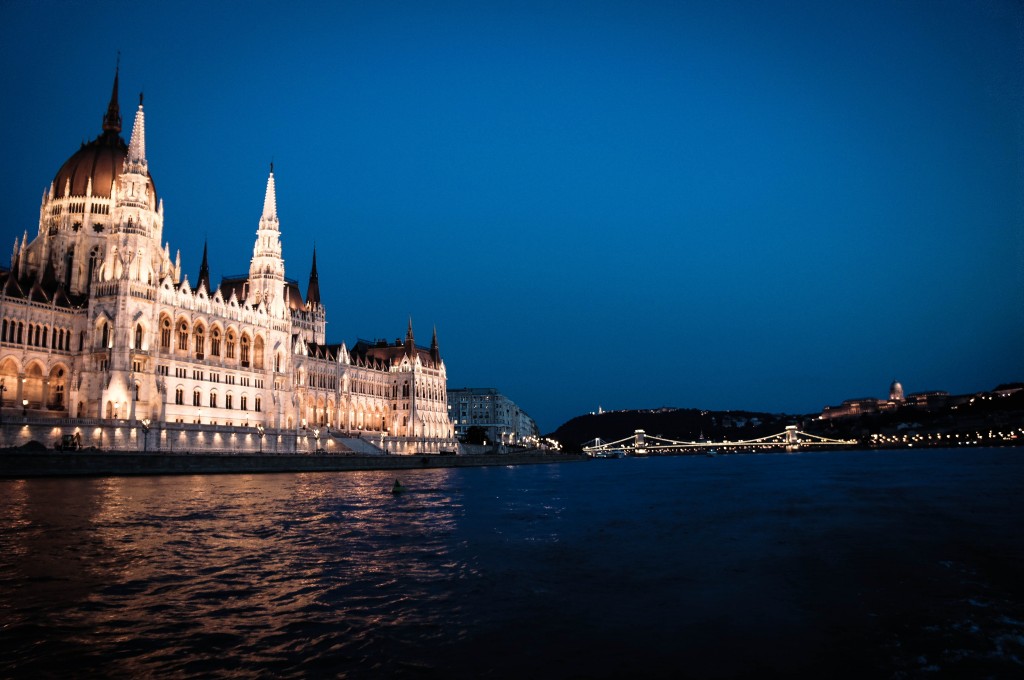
[820,380,958,421]
[0,70,455,453]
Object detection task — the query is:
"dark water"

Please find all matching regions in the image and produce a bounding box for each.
[1,448,1022,678]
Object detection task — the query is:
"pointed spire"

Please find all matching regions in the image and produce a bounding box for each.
[407,317,414,343]
[262,163,278,223]
[126,93,146,166]
[197,240,211,292]
[430,325,440,365]
[305,246,321,306]
[102,55,122,134]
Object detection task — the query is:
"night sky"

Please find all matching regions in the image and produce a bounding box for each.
[1,1,1021,432]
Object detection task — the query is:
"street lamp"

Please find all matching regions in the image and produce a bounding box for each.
[256,424,265,454]
[312,427,321,453]
[140,418,151,453]
[22,399,28,417]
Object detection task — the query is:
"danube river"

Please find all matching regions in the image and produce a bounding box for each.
[2,448,1022,678]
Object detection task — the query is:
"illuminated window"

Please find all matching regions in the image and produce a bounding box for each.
[194,325,205,360]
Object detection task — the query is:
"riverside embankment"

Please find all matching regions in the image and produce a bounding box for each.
[0,449,584,478]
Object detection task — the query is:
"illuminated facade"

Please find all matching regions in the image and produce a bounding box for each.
[0,71,454,453]
[447,387,540,445]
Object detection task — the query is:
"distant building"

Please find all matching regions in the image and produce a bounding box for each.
[821,397,886,420]
[820,379,961,420]
[904,391,949,409]
[447,388,539,445]
[889,380,904,402]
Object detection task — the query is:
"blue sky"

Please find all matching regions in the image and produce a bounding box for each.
[1,1,1021,432]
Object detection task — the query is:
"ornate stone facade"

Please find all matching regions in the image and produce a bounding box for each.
[0,70,455,454]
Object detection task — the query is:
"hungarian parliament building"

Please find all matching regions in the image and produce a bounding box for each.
[0,69,455,454]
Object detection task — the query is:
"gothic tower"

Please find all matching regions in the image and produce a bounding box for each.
[247,165,287,318]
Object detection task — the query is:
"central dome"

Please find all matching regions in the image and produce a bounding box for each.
[53,130,126,199]
[50,70,156,203]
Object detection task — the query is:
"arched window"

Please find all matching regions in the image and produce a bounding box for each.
[160,318,171,349]
[253,336,264,369]
[274,353,281,372]
[87,247,99,290]
[240,335,250,367]
[178,322,188,351]
[135,324,143,350]
[193,390,202,407]
[209,392,217,408]
[175,388,184,405]
[100,321,110,348]
[53,369,65,408]
[194,325,205,359]
[64,246,74,289]
[226,331,236,359]
[211,328,221,357]
[225,394,233,410]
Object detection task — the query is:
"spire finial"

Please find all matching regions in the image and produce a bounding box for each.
[126,93,147,166]
[197,240,211,293]
[261,167,278,222]
[305,245,321,306]
[102,56,122,134]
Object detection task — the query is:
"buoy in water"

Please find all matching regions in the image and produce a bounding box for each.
[391,479,405,494]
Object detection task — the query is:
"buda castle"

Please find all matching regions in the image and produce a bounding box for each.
[0,69,455,454]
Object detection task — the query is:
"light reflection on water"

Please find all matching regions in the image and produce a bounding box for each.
[1,450,1023,678]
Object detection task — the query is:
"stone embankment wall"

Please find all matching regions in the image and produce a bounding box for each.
[0,417,457,455]
[0,450,585,478]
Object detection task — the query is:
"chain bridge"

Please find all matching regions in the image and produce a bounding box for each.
[583,426,856,456]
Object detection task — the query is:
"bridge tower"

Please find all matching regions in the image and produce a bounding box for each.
[634,429,647,455]
[785,425,799,452]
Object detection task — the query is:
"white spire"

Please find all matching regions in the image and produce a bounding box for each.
[127,94,147,167]
[262,164,278,224]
